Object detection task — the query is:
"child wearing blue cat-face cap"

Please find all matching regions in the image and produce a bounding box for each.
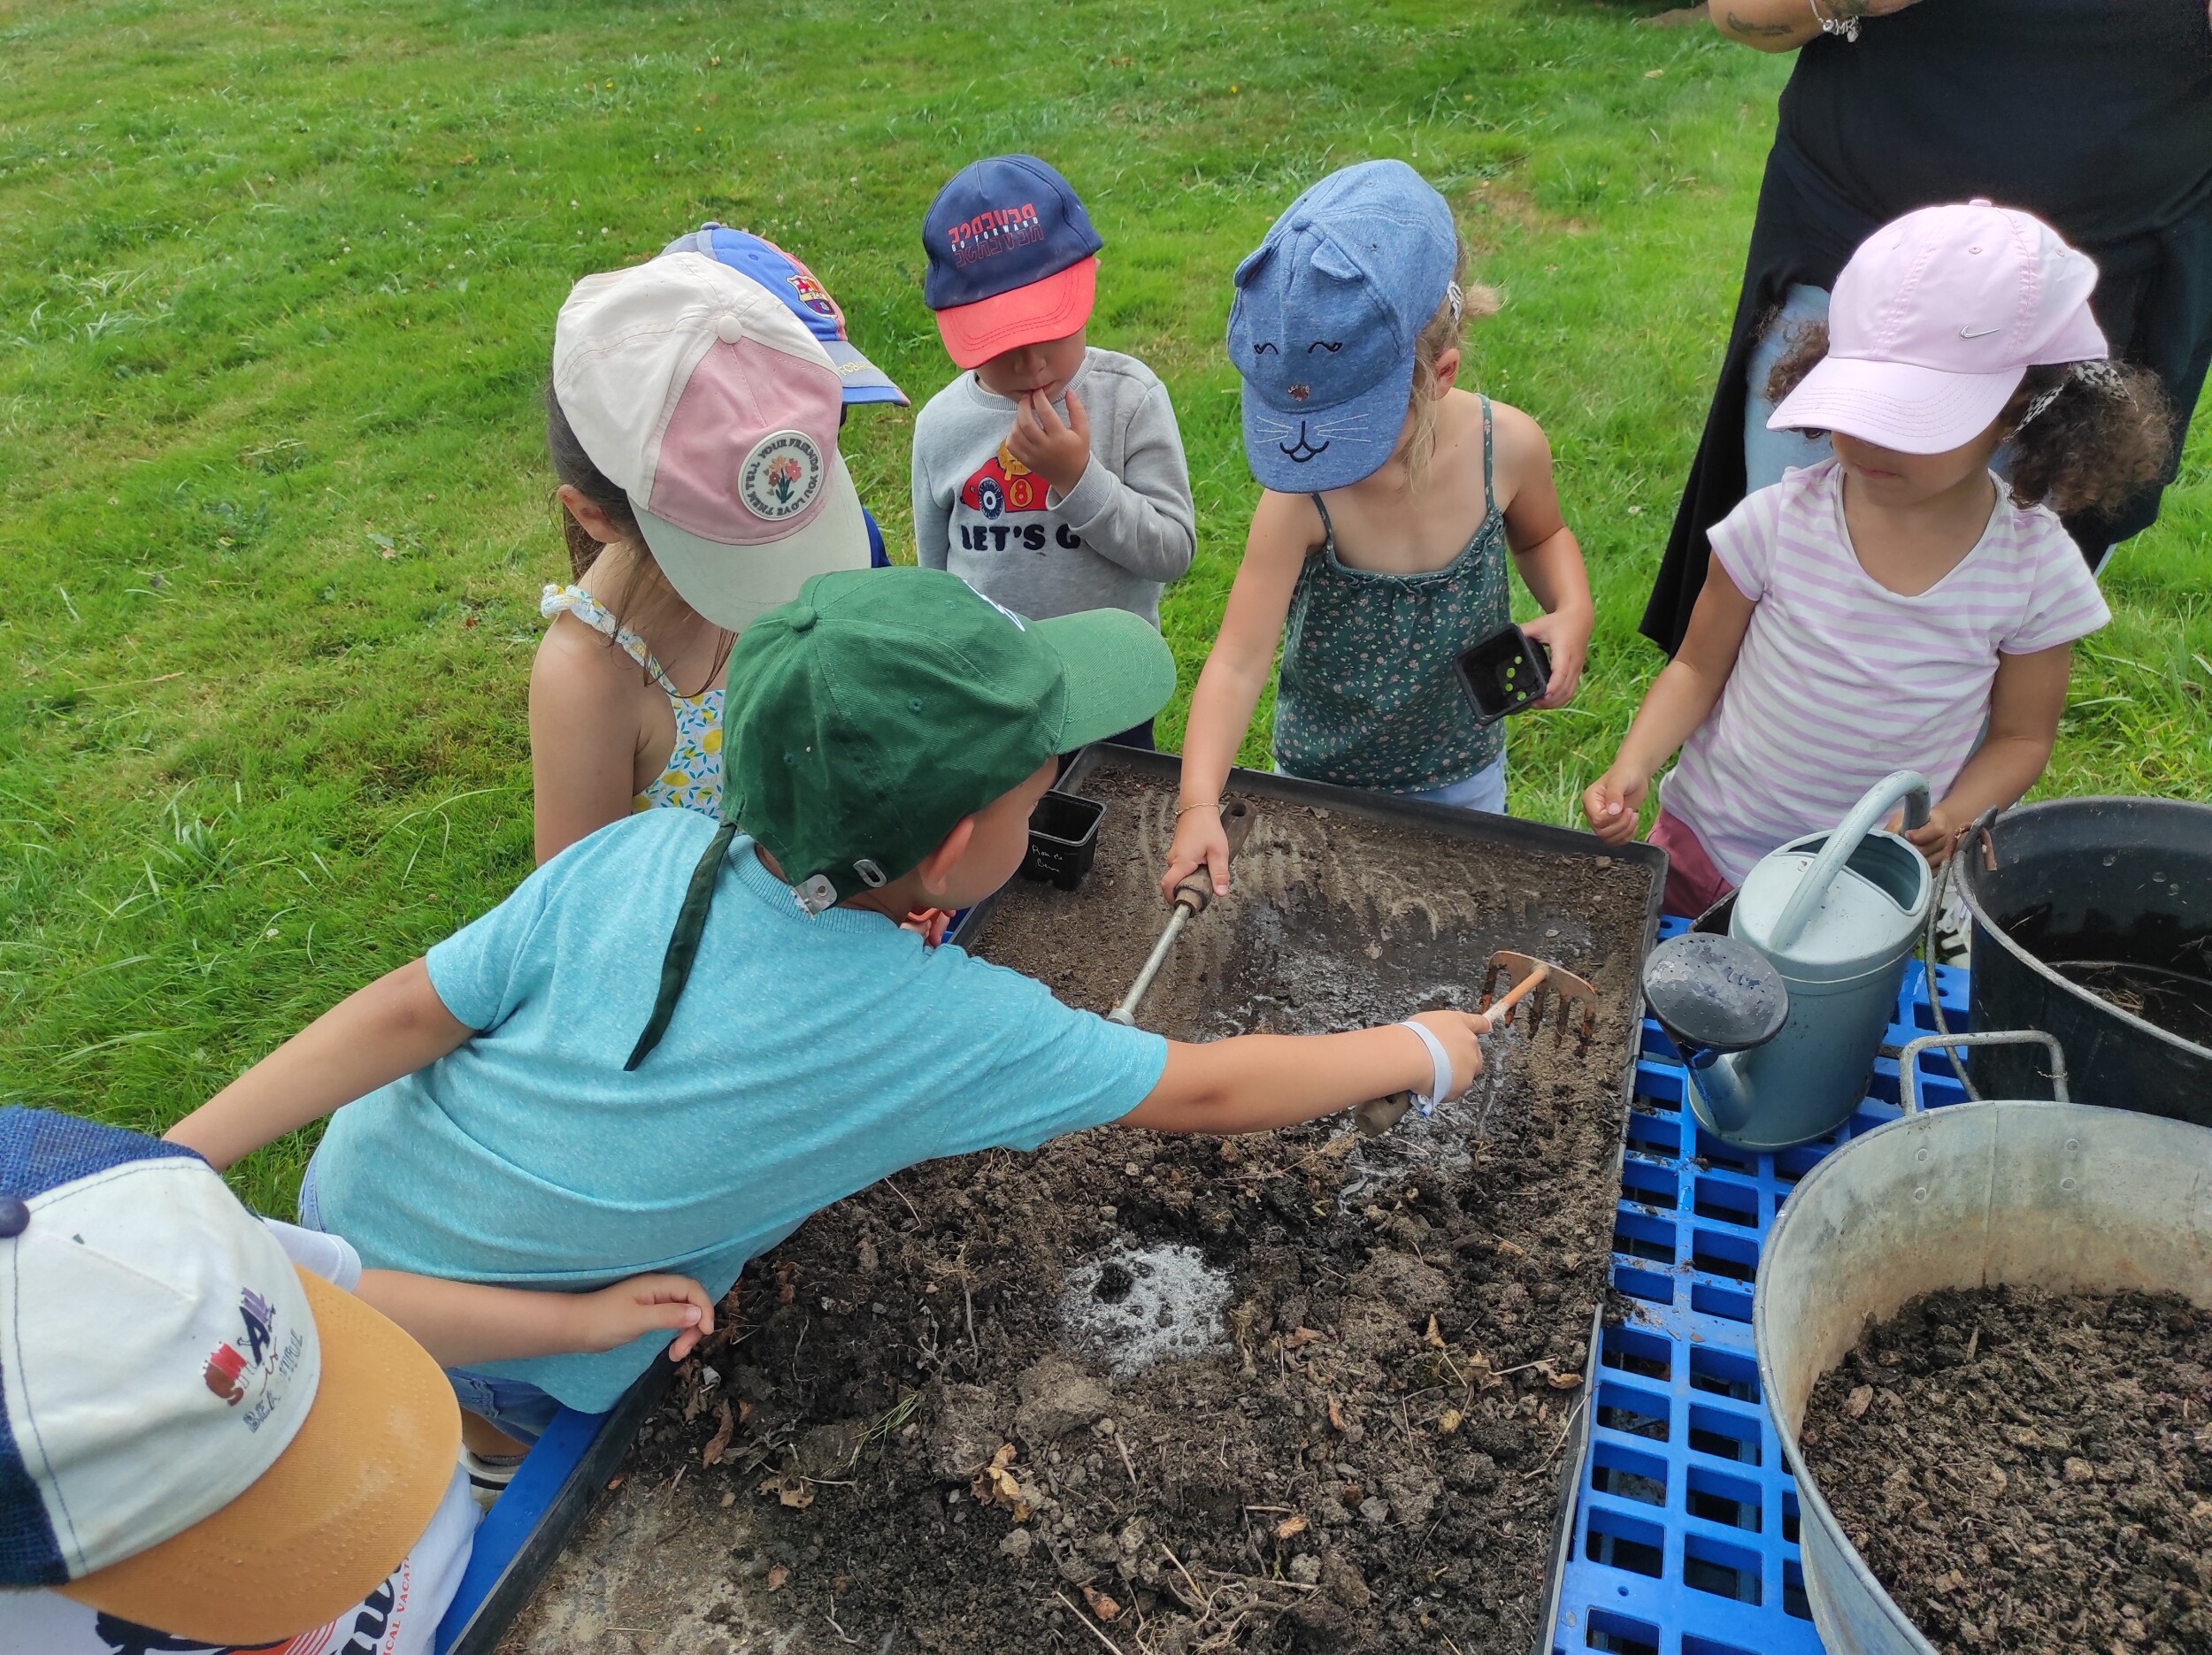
[1162,160,1594,900]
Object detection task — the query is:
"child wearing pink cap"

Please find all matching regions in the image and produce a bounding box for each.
[1586,203,2172,917]
[530,247,898,863]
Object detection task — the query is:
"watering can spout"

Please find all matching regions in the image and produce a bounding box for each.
[1641,933,1791,1135]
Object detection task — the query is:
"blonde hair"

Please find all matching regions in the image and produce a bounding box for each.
[1402,240,1497,493]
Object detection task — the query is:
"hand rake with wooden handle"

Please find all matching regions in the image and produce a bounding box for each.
[1352,948,1598,1137]
[1107,800,1256,1029]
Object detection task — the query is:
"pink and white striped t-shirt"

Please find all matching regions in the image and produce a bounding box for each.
[1662,460,2109,885]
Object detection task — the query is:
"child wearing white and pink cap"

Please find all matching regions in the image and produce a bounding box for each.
[530,251,895,864]
[1586,202,2173,918]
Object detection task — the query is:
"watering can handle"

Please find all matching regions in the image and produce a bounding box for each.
[1767,770,1932,953]
[1895,1031,2070,1113]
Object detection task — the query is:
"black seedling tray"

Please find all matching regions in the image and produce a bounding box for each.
[1018,790,1105,891]
[1455,622,1551,724]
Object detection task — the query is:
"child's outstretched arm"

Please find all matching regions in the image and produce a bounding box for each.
[354,1268,715,1368]
[1493,404,1594,709]
[1160,492,1317,900]
[1584,562,1757,843]
[166,957,471,1170]
[1901,642,2072,868]
[1123,1008,1492,1135]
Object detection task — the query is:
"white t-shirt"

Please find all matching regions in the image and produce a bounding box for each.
[1663,461,2110,884]
[0,1223,475,1655]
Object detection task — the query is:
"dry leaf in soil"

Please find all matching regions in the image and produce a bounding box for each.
[1326,1395,1348,1432]
[765,1565,790,1592]
[1082,1585,1122,1622]
[1424,1315,1446,1350]
[758,1472,816,1510]
[1285,1327,1324,1351]
[1274,1514,1309,1541]
[1545,1368,1583,1391]
[1438,1408,1463,1436]
[702,1399,734,1467]
[1844,1383,1874,1420]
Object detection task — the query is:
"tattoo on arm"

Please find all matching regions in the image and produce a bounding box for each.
[1724,9,1801,36]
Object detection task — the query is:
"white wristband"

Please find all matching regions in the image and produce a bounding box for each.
[1398,1020,1455,1117]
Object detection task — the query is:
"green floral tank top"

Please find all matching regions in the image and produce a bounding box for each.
[1274,396,1509,791]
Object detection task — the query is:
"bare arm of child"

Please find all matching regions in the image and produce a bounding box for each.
[353,1268,715,1368]
[165,958,472,1170]
[1492,402,1595,709]
[1901,642,2072,868]
[1158,491,1320,900]
[530,616,648,864]
[1583,561,1759,844]
[1121,1008,1492,1135]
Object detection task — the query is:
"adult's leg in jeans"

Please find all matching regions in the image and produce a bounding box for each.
[1744,284,1836,491]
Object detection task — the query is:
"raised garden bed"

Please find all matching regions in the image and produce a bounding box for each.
[499,751,1661,1655]
[1800,1284,2212,1655]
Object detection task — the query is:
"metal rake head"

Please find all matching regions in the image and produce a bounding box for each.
[1479,949,1598,1046]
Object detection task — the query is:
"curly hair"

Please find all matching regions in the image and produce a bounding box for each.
[1402,239,1501,494]
[1763,321,2173,517]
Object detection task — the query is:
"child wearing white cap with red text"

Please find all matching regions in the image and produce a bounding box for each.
[1586,201,2173,918]
[529,251,885,863]
[0,1106,713,1652]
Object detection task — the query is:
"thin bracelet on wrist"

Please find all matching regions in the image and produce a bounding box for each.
[1176,800,1221,817]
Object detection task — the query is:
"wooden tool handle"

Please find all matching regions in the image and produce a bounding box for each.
[1172,799,1256,914]
[1486,963,1550,1023]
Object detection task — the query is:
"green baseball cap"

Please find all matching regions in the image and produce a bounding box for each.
[625,567,1173,1069]
[731,566,1173,909]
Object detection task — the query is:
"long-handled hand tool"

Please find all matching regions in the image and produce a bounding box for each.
[1351,948,1600,1136]
[1107,800,1256,1028]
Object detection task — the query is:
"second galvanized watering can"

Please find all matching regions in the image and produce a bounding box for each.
[1645,770,1934,1148]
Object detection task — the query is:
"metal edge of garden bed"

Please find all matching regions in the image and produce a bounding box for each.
[987,746,1670,1655]
[435,1360,675,1655]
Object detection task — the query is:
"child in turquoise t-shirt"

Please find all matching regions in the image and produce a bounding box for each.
[167,571,1496,1451]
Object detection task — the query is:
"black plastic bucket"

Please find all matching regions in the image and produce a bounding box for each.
[1957,796,2212,1127]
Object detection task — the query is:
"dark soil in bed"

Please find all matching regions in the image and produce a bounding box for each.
[1801,1285,2212,1655]
[578,760,1654,1655]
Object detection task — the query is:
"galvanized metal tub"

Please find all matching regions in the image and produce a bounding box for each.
[1751,1033,2212,1655]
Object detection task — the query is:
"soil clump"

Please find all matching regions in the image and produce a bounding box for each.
[1801,1284,2212,1654]
[502,758,1655,1655]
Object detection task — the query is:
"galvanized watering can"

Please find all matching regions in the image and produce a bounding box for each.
[1753,1031,2212,1655]
[1643,770,1934,1148]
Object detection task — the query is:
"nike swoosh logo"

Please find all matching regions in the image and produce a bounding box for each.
[1959,326,2002,339]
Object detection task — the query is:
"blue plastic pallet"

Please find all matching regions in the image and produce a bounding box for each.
[1552,916,1970,1655]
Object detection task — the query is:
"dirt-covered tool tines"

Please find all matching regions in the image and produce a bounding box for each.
[1480,949,1597,1046]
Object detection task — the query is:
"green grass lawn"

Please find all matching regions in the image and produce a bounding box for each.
[3,0,2207,1214]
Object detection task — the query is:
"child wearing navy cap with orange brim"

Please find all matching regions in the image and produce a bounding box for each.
[910,154,1194,749]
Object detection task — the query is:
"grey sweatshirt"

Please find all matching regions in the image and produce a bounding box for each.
[910,348,1194,624]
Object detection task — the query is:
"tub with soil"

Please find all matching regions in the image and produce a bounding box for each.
[1799,1285,2212,1654]
[499,751,1663,1655]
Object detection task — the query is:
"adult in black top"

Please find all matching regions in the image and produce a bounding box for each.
[1642,0,2212,654]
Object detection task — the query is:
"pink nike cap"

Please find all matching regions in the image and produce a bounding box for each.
[1769,200,2108,455]
[553,253,869,632]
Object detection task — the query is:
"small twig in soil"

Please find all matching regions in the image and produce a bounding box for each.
[1965,1322,1980,1362]
[1158,1544,1213,1615]
[823,1602,864,1646]
[1523,1396,1586,1477]
[879,1175,922,1229]
[1114,1429,1141,1490]
[1055,1590,1129,1655]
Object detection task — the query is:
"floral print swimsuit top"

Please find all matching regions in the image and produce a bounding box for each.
[541,585,724,817]
[1273,395,1509,792]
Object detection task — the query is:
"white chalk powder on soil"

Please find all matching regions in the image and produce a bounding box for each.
[1061,1241,1234,1376]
